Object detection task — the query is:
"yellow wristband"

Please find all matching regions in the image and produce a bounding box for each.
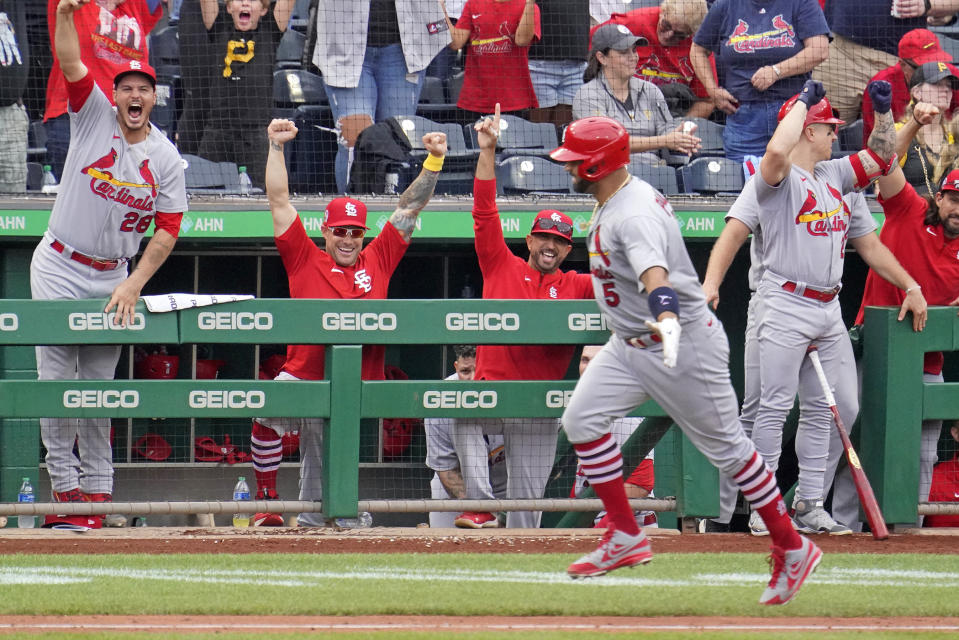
[423,154,445,172]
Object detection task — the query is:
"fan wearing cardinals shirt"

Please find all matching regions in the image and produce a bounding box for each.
[248,117,447,527]
[31,0,186,529]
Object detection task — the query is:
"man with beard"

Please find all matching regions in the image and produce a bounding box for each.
[451,104,594,530]
[33,0,186,530]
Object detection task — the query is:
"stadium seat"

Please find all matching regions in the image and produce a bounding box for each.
[465,114,559,157]
[416,76,459,122]
[290,0,312,31]
[149,25,179,71]
[389,115,477,195]
[27,121,47,162]
[840,119,864,152]
[679,156,745,195]
[276,29,307,69]
[448,70,465,104]
[181,154,246,194]
[288,105,338,194]
[495,155,572,195]
[26,162,43,192]
[274,69,326,109]
[629,159,680,195]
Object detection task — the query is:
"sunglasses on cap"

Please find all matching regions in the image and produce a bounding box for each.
[329,227,366,239]
[533,217,573,235]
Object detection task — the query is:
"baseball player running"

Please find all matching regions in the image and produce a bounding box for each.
[250,118,446,527]
[551,115,820,605]
[32,0,187,529]
[720,80,927,535]
[451,103,594,530]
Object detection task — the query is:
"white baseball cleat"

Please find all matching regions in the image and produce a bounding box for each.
[567,528,652,578]
[748,510,769,536]
[759,536,823,605]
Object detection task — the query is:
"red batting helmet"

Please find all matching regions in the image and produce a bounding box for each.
[549,117,630,181]
[135,353,179,379]
[195,359,226,380]
[778,95,845,128]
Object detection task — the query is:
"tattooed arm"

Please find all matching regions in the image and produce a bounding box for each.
[437,468,467,499]
[389,132,448,242]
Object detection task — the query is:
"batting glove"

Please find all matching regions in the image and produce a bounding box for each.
[866,80,892,114]
[796,79,826,108]
[645,317,681,368]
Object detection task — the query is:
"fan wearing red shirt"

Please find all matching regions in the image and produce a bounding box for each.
[249,118,447,527]
[833,111,959,532]
[861,28,959,145]
[44,0,163,179]
[595,0,715,119]
[447,0,541,115]
[452,106,594,530]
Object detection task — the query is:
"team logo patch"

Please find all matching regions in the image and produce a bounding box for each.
[82,149,157,210]
[354,269,372,293]
[729,14,796,54]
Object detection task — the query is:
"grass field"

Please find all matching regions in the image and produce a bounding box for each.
[2,551,958,619]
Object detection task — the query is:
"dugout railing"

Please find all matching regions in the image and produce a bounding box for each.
[0,300,956,527]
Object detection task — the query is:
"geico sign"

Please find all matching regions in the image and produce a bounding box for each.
[189,390,266,409]
[423,390,497,409]
[197,311,273,330]
[545,389,574,408]
[63,390,139,408]
[69,312,145,330]
[321,312,397,331]
[445,312,520,331]
[0,313,17,331]
[568,313,608,331]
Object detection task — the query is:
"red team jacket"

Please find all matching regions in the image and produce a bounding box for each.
[471,178,594,381]
[925,455,959,528]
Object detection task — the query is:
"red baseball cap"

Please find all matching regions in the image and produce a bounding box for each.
[113,59,157,88]
[134,433,172,462]
[939,168,959,192]
[899,29,951,65]
[530,209,574,242]
[323,197,369,229]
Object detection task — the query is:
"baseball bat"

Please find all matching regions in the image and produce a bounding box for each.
[807,347,889,540]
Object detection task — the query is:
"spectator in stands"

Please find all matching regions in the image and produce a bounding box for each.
[195,0,295,190]
[527,0,589,130]
[314,1,449,194]
[689,0,829,162]
[447,0,541,120]
[43,0,164,181]
[573,23,700,165]
[815,0,959,123]
[425,345,507,528]
[925,422,959,528]
[0,1,29,194]
[595,0,714,119]
[571,345,657,531]
[173,0,206,155]
[894,63,959,197]
[862,29,959,145]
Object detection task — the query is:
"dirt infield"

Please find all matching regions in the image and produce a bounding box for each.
[0,526,956,555]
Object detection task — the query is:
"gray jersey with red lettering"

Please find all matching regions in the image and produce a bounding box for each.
[752,158,871,289]
[587,177,707,337]
[47,84,187,259]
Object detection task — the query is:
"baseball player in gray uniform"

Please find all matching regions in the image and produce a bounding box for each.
[550,115,821,606]
[713,80,926,535]
[426,346,507,527]
[32,0,186,528]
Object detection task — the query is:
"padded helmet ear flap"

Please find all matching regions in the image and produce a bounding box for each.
[549,117,630,182]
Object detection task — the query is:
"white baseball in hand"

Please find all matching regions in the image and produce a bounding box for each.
[645,317,681,368]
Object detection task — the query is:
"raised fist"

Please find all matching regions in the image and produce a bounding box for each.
[796,79,826,108]
[867,80,893,114]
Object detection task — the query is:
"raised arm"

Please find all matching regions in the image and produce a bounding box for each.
[859,81,904,197]
[761,80,826,186]
[388,132,448,242]
[474,103,500,180]
[55,0,90,83]
[274,0,296,32]
[265,119,299,237]
[849,232,927,331]
[200,0,219,30]
[702,218,751,309]
[441,0,470,50]
[514,0,537,47]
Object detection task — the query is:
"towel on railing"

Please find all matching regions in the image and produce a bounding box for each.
[141,293,254,313]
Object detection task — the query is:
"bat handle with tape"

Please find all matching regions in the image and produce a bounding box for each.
[806,347,836,407]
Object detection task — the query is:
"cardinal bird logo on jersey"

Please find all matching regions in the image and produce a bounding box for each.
[138,159,158,199]
[794,184,847,237]
[731,19,749,38]
[771,14,795,38]
[82,147,156,211]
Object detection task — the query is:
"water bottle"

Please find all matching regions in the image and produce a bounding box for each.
[335,511,373,528]
[237,166,252,196]
[41,165,59,195]
[232,476,251,527]
[17,477,36,528]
